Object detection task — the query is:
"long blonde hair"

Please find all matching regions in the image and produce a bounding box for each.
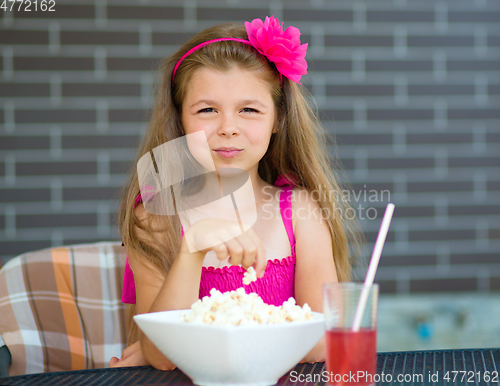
[119,22,363,344]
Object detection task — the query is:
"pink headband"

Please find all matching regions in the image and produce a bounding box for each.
[171,16,308,86]
[172,38,259,83]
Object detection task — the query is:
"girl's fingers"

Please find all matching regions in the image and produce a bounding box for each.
[121,340,141,360]
[213,242,229,262]
[211,231,229,261]
[120,351,149,367]
[109,357,119,367]
[233,233,257,269]
[198,221,266,276]
[225,229,266,276]
[243,230,267,277]
[110,349,149,368]
[223,235,245,266]
[213,228,240,263]
[256,242,267,278]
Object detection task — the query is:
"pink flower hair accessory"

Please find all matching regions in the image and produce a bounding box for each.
[171,16,308,86]
[245,16,308,85]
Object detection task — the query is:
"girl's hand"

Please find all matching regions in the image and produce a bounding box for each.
[185,218,267,277]
[109,341,171,369]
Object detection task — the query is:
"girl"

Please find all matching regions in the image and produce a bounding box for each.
[110,16,361,370]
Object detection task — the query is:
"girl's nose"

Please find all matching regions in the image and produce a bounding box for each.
[218,114,240,136]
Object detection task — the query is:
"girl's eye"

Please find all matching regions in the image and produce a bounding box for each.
[242,108,259,113]
[198,108,215,113]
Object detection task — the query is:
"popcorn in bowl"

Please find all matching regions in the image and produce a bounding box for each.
[181,287,313,325]
[134,289,324,386]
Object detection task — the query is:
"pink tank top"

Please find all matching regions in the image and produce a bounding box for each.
[122,173,298,306]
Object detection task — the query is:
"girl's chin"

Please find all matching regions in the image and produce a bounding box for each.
[214,165,255,178]
[216,165,245,172]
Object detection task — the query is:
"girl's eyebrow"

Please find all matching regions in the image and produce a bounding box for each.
[241,100,267,108]
[190,100,216,108]
[190,99,267,108]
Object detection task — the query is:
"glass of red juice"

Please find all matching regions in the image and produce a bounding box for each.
[323,282,378,386]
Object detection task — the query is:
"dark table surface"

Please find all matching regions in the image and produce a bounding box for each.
[0,348,499,385]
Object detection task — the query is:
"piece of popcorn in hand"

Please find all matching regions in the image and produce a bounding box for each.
[242,266,257,285]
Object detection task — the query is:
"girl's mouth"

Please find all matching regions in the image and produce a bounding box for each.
[213,149,243,158]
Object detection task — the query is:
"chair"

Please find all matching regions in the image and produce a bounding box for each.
[0,242,130,376]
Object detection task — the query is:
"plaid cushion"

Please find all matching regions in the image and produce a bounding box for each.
[0,242,130,375]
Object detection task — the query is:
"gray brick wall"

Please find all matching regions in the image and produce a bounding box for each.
[1,0,499,294]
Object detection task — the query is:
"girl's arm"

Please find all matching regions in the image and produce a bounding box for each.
[129,235,205,370]
[109,244,184,370]
[115,203,267,369]
[292,187,338,363]
[123,203,207,370]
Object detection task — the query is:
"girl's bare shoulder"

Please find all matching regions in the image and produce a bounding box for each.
[289,186,322,234]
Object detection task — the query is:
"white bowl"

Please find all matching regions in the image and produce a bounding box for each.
[134,310,325,386]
